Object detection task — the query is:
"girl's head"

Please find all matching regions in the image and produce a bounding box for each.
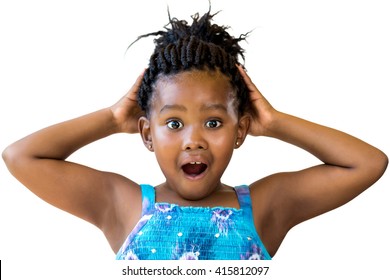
[134,9,251,118]
[134,8,252,200]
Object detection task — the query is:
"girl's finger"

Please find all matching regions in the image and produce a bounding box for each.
[127,69,146,101]
[236,64,257,92]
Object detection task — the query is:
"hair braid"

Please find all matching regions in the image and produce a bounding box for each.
[129,8,251,116]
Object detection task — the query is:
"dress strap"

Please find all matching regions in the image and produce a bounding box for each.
[235,185,272,260]
[234,185,253,217]
[140,184,155,216]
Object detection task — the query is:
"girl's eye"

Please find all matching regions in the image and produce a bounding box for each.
[205,120,222,128]
[166,120,183,130]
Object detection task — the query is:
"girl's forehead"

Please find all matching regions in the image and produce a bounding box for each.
[156,70,233,97]
[150,69,237,113]
[157,69,233,95]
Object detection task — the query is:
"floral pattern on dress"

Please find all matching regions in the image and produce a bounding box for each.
[177,244,201,260]
[240,244,265,260]
[179,251,199,260]
[211,209,234,236]
[156,203,176,213]
[123,249,139,260]
[116,184,272,260]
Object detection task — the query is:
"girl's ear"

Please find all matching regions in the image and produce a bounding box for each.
[138,116,154,151]
[235,114,250,149]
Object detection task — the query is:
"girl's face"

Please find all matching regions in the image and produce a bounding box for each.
[140,69,249,201]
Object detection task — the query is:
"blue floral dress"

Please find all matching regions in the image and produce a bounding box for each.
[116,184,271,260]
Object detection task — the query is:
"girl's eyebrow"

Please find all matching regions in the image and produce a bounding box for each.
[160,104,187,113]
[200,103,228,112]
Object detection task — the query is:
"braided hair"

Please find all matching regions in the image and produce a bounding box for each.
[131,8,251,117]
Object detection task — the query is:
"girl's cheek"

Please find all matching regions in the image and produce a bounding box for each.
[210,135,233,150]
[154,127,180,146]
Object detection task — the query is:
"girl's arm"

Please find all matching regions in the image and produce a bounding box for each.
[237,66,388,255]
[2,72,145,250]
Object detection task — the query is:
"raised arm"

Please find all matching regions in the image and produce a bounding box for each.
[237,65,388,255]
[2,72,145,246]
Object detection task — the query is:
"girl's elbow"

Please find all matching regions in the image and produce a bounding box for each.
[2,143,27,174]
[379,150,388,175]
[368,149,388,183]
[3,144,18,171]
[3,145,14,166]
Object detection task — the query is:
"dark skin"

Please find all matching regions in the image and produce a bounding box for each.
[2,66,388,257]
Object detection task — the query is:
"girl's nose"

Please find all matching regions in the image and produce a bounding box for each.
[182,127,208,151]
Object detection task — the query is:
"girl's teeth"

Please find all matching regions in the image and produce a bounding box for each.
[190,162,201,164]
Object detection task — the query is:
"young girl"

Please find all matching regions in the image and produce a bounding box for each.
[2,8,387,261]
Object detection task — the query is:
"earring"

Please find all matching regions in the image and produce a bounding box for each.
[148,144,153,150]
[235,141,240,147]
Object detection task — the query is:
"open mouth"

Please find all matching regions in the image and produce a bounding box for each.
[182,162,208,177]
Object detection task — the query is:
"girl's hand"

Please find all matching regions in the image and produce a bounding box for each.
[110,70,145,133]
[237,65,277,137]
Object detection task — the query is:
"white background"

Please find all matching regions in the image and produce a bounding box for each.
[0,0,389,279]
